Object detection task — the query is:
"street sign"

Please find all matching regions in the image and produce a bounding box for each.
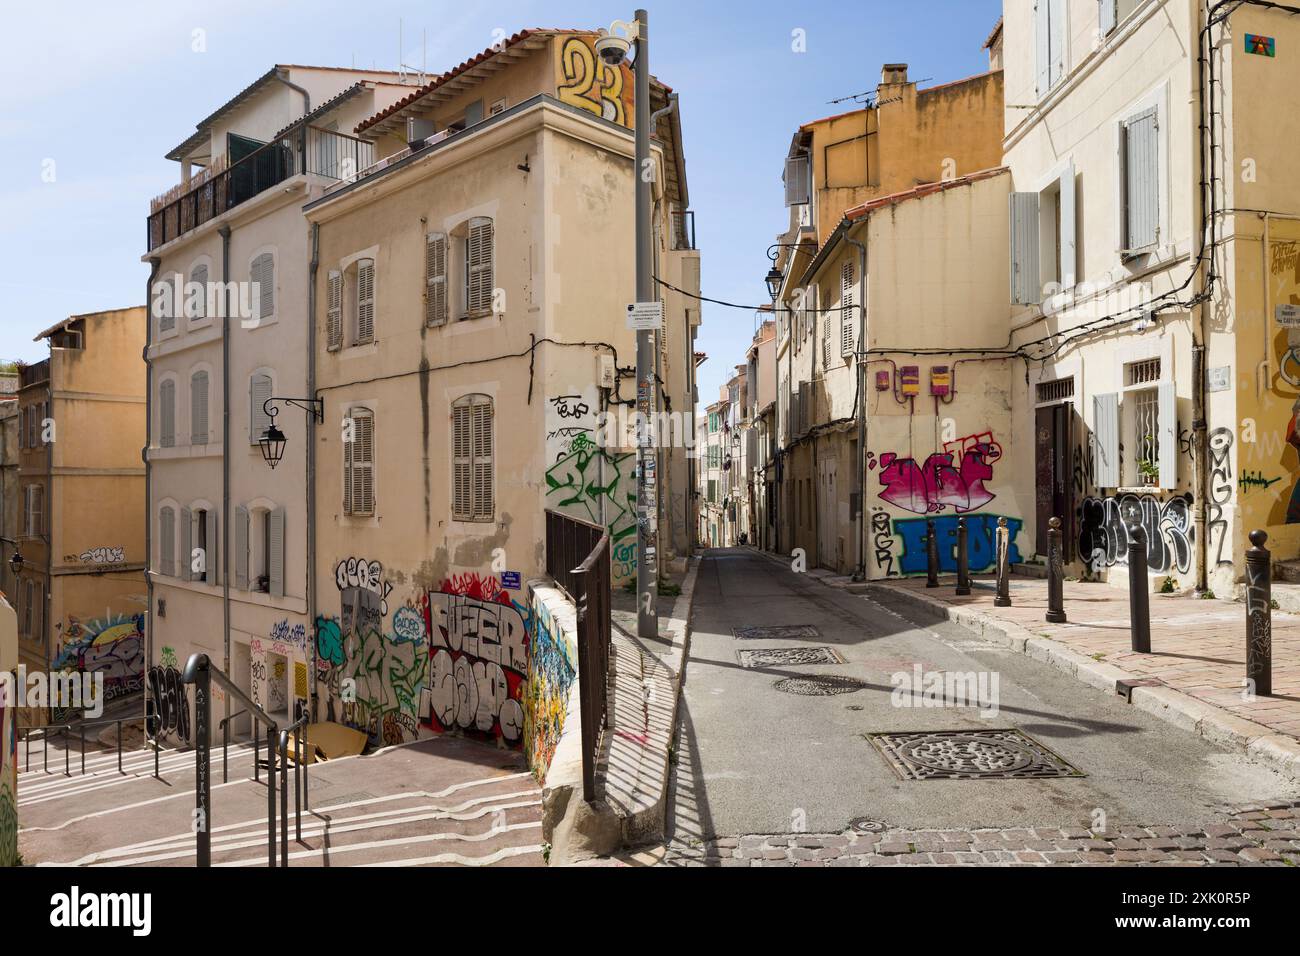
[627,300,662,330]
[501,571,521,590]
[1276,303,1300,327]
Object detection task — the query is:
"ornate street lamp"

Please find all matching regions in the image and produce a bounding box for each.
[258,396,324,469]
[765,243,804,302]
[9,550,23,576]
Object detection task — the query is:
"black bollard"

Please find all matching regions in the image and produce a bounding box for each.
[1127,520,1151,653]
[955,516,971,595]
[926,518,939,588]
[994,516,1012,607]
[1046,516,1067,623]
[1245,530,1273,697]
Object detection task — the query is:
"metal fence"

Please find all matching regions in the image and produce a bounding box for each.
[545,509,605,602]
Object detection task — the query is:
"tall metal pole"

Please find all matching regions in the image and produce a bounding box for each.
[634,8,658,640]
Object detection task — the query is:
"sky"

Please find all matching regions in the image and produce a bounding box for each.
[0,0,1002,404]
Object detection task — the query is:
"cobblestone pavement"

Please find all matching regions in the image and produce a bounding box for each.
[660,802,1300,867]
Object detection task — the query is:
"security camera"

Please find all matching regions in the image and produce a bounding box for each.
[595,33,631,66]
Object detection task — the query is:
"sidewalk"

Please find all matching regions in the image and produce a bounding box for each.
[869,575,1300,778]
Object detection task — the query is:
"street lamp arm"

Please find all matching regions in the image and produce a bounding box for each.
[263,396,324,424]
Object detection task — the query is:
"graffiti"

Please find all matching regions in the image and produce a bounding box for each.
[270,618,307,651]
[159,645,177,670]
[148,665,190,743]
[392,603,427,644]
[1073,441,1095,496]
[1079,494,1193,575]
[1245,558,1272,685]
[335,557,393,615]
[893,514,1023,576]
[549,394,590,420]
[556,34,633,127]
[1207,427,1234,567]
[1240,471,1282,492]
[875,433,1002,515]
[1177,424,1195,462]
[523,593,575,778]
[314,615,344,720]
[425,575,528,746]
[870,507,897,577]
[294,662,308,701]
[0,783,14,870]
[339,585,427,746]
[76,546,125,565]
[54,614,145,705]
[545,434,637,561]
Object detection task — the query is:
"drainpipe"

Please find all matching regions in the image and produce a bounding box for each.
[275,70,310,116]
[145,257,160,719]
[1190,6,1209,594]
[307,222,319,719]
[43,341,53,683]
[846,231,868,580]
[218,225,232,690]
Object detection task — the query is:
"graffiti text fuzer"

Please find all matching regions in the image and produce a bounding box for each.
[893,514,1023,575]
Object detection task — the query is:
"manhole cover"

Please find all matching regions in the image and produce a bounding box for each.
[737,646,846,668]
[733,624,822,641]
[774,675,866,696]
[850,818,886,832]
[866,730,1085,781]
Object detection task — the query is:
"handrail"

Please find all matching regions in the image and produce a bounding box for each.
[185,654,277,733]
[19,715,143,777]
[277,714,311,861]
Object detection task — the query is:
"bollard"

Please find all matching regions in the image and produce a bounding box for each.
[1245,530,1273,697]
[926,518,939,588]
[994,516,1012,607]
[955,516,971,595]
[1046,516,1067,623]
[1127,520,1151,653]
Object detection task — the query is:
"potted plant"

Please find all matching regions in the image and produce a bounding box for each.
[1137,458,1159,486]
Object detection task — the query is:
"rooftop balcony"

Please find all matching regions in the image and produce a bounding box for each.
[18,360,49,389]
[147,126,375,251]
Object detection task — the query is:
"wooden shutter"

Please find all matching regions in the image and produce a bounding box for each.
[234,505,249,590]
[452,401,472,520]
[345,408,374,516]
[1035,0,1051,97]
[1093,393,1120,488]
[1049,0,1066,88]
[1059,162,1077,287]
[1123,107,1160,253]
[159,276,177,333]
[205,508,219,585]
[425,233,448,326]
[466,218,494,315]
[191,371,209,444]
[1157,380,1177,489]
[160,379,176,448]
[785,154,810,206]
[823,313,832,368]
[269,506,285,598]
[1009,192,1041,304]
[356,258,375,343]
[840,260,855,358]
[326,270,343,350]
[180,506,192,582]
[252,252,275,320]
[160,507,175,577]
[1099,0,1118,36]
[189,264,208,319]
[471,398,494,520]
[249,373,273,444]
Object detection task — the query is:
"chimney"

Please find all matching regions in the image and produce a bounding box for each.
[881,63,908,86]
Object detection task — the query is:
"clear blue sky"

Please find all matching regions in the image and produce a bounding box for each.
[0,0,1001,404]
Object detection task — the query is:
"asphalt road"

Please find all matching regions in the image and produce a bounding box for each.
[665,548,1300,843]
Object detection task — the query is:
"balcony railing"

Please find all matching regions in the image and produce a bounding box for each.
[671,209,696,251]
[18,360,49,389]
[147,126,375,252]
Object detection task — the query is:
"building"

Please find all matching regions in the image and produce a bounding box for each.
[700,393,729,546]
[144,66,416,738]
[0,380,19,604]
[745,320,778,551]
[15,308,148,713]
[300,29,698,750]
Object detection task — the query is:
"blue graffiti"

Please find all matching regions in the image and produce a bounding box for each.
[893,514,1023,576]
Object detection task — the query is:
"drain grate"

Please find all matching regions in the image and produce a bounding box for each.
[866,729,1085,781]
[733,624,822,641]
[849,817,886,832]
[774,675,866,696]
[737,646,846,668]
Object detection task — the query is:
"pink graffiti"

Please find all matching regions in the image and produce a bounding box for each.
[877,434,1001,515]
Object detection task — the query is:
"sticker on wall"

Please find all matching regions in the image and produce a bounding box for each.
[1245,34,1275,57]
[1276,303,1300,327]
[502,571,521,590]
[1207,366,1231,393]
[929,366,951,397]
[900,366,920,397]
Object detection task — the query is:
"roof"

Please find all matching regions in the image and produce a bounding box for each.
[272,82,369,140]
[34,306,146,342]
[984,17,1004,50]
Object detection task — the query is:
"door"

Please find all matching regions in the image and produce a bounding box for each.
[1035,403,1074,559]
[818,457,838,569]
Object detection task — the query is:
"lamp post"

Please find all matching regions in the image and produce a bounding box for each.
[257,397,324,470]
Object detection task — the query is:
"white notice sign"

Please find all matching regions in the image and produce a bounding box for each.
[627,301,663,330]
[1276,303,1300,327]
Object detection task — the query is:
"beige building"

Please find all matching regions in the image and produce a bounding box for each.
[302,29,698,754]
[0,385,18,605]
[14,308,147,713]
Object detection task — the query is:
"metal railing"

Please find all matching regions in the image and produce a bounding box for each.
[544,509,606,603]
[19,715,145,777]
[671,209,696,251]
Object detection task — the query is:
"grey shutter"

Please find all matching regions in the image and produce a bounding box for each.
[464,99,485,127]
[269,506,285,598]
[234,505,249,590]
[160,507,175,577]
[326,271,343,350]
[160,379,176,447]
[356,258,375,343]
[189,264,208,319]
[426,233,448,326]
[1009,192,1041,304]
[249,373,273,444]
[784,154,810,207]
[252,253,275,320]
[1093,393,1120,488]
[1059,162,1077,287]
[453,401,471,519]
[180,506,192,582]
[205,508,219,585]
[840,260,855,357]
[343,417,354,514]
[822,313,832,368]
[1123,107,1159,253]
[1035,0,1051,97]
[472,399,494,520]
[1049,0,1066,87]
[1158,380,1177,489]
[1099,0,1118,36]
[466,219,494,315]
[159,276,177,333]
[191,371,209,444]
[357,412,374,515]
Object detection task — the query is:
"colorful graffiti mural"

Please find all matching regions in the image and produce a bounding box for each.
[556,34,634,127]
[339,586,428,747]
[874,432,1002,515]
[523,593,575,778]
[892,514,1023,576]
[54,613,145,706]
[1078,493,1194,575]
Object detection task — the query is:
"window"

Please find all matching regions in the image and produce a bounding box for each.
[326,270,343,350]
[21,579,32,638]
[1036,376,1076,403]
[159,507,175,576]
[1009,162,1076,304]
[452,395,493,521]
[1121,106,1160,255]
[180,506,218,584]
[1100,0,1147,36]
[159,378,176,448]
[24,484,43,537]
[251,252,275,322]
[425,233,448,326]
[1094,357,1175,489]
[708,479,717,503]
[249,372,273,444]
[463,218,494,318]
[236,505,286,596]
[840,260,856,358]
[191,370,209,445]
[785,152,810,207]
[344,407,375,516]
[158,274,178,335]
[1035,0,1067,99]
[354,258,375,343]
[189,263,208,320]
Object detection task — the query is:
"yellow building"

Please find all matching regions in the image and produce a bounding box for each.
[15,308,147,715]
